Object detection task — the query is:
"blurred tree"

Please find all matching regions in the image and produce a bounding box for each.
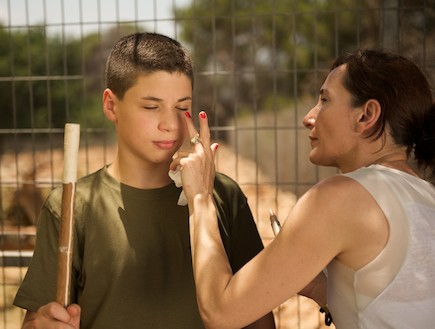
[0,24,136,130]
[174,0,434,127]
[174,0,378,126]
[0,0,433,133]
[0,24,97,129]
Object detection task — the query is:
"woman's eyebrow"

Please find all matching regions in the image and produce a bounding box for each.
[319,88,329,95]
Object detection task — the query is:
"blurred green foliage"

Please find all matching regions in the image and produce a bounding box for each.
[0,0,433,130]
[174,0,380,125]
[0,24,135,129]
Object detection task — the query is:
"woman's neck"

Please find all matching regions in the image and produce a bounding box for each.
[371,152,420,177]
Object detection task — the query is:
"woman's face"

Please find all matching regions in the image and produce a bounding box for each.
[303,64,362,171]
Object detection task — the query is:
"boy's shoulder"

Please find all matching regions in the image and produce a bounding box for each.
[44,167,108,209]
[75,166,108,192]
[214,172,243,193]
[213,172,247,206]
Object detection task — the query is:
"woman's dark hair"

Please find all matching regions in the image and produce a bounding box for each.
[105,32,193,99]
[332,49,435,179]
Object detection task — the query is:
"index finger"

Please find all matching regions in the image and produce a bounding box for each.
[197,111,211,150]
[184,111,199,140]
[184,111,211,151]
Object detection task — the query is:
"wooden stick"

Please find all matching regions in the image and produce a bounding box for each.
[56,123,80,307]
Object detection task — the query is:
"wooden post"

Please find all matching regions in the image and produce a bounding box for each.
[55,123,80,307]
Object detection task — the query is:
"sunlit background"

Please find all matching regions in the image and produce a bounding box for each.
[1,0,434,328]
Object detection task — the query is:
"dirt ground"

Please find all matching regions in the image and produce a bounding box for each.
[1,143,335,329]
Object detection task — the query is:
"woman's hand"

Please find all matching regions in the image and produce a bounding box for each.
[170,111,218,207]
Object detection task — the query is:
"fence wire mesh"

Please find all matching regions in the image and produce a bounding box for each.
[1,0,434,328]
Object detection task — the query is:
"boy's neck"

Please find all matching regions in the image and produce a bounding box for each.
[107,159,172,189]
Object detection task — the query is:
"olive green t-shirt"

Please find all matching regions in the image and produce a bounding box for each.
[14,167,264,329]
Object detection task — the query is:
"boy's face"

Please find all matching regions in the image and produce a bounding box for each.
[105,71,192,168]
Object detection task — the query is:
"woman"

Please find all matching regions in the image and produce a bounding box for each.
[173,49,435,329]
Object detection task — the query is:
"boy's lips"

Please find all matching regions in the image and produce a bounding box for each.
[154,140,177,149]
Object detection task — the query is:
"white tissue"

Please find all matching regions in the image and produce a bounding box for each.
[168,166,188,206]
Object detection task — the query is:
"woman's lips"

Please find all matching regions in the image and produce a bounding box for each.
[309,136,317,145]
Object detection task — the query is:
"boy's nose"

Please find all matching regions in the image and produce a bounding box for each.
[159,110,179,131]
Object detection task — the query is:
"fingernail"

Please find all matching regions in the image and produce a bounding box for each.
[185,112,191,119]
[200,112,206,119]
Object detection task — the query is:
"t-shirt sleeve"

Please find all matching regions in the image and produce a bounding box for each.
[213,173,264,274]
[227,201,264,273]
[13,190,63,311]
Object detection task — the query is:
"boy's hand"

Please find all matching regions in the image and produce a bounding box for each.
[22,302,81,329]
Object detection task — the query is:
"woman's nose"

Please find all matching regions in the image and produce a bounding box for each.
[303,108,316,129]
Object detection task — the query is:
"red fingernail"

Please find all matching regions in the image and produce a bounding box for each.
[200,112,206,119]
[185,112,191,119]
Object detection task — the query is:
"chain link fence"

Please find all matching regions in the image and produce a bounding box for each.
[1,0,434,328]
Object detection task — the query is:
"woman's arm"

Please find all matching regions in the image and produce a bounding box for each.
[177,111,376,328]
[189,183,343,328]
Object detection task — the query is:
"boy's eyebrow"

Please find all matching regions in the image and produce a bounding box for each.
[177,96,192,102]
[141,96,192,102]
[141,96,162,101]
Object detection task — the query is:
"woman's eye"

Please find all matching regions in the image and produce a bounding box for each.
[144,106,158,110]
[176,107,189,111]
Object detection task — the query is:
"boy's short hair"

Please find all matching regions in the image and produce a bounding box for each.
[105,32,194,99]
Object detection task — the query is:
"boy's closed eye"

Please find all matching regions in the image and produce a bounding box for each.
[143,105,158,110]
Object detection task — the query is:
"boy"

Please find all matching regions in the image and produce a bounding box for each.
[13,33,275,328]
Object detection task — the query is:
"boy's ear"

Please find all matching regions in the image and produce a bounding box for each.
[102,88,117,123]
[357,99,381,136]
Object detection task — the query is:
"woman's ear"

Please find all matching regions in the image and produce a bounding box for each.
[357,99,381,136]
[102,88,117,123]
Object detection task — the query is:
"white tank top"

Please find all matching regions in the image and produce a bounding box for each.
[327,165,435,329]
